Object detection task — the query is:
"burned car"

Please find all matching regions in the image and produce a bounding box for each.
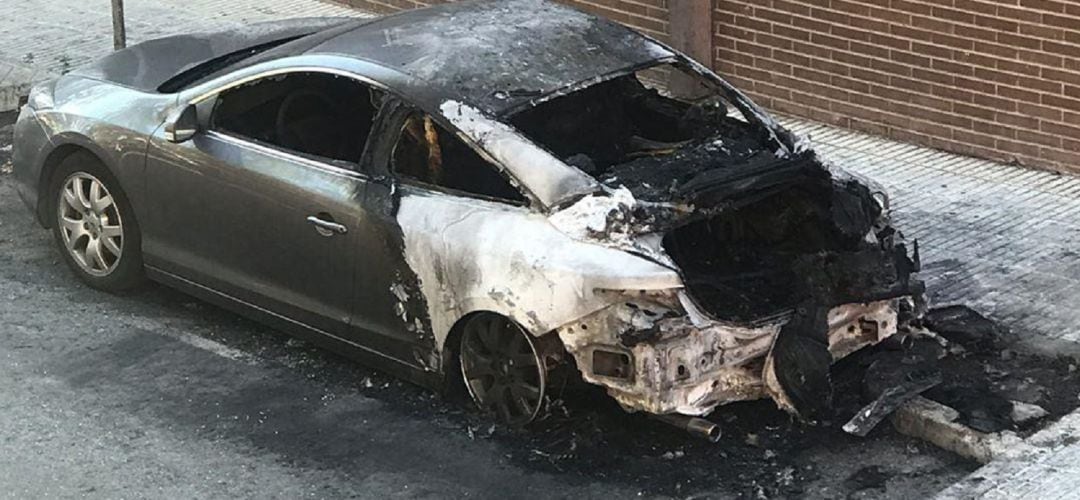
[12,0,921,436]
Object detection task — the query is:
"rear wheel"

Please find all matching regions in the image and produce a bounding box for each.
[50,152,144,291]
[460,314,547,427]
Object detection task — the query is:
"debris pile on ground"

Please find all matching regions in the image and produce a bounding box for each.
[837,305,1070,442]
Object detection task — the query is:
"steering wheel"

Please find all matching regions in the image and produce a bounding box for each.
[275,89,343,156]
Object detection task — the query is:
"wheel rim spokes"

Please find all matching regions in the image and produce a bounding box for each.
[58,173,123,276]
[461,315,545,426]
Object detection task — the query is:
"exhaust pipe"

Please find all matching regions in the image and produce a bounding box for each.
[652,413,722,442]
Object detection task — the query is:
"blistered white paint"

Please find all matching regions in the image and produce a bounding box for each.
[439,100,597,208]
[548,186,636,235]
[389,282,411,326]
[395,192,683,350]
[548,186,681,267]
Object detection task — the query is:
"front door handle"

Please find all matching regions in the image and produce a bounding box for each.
[306,215,347,236]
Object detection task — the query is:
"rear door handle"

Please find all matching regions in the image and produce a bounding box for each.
[306,215,347,236]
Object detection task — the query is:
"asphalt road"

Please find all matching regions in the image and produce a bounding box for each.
[0,113,974,499]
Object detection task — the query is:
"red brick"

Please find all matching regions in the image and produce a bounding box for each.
[996,138,1042,158]
[974,15,1018,33]
[973,118,1018,139]
[996,5,1043,23]
[1019,0,1066,13]
[1018,49,1064,68]
[954,129,999,149]
[997,111,1041,130]
[1044,93,1080,112]
[1017,129,1063,148]
[1041,120,1080,138]
[890,0,932,16]
[955,102,997,121]
[1042,68,1080,86]
[911,41,953,59]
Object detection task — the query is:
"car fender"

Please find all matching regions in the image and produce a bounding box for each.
[28,78,175,227]
[394,191,682,350]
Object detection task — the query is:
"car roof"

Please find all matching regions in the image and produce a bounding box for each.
[302,0,675,116]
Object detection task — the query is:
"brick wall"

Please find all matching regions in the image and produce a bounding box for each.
[714,0,1080,173]
[337,0,1080,174]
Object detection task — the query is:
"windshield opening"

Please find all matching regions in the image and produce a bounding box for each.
[507,62,786,202]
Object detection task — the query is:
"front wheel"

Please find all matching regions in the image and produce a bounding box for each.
[50,152,144,291]
[460,314,547,427]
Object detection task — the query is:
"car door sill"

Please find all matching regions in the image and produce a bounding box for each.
[144,265,436,385]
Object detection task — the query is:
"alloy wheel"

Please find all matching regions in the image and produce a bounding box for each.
[460,314,547,426]
[57,172,123,277]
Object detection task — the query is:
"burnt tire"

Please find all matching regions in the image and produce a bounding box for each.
[459,313,547,427]
[49,151,144,292]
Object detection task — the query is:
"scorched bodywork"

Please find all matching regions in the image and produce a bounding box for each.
[11,0,922,430]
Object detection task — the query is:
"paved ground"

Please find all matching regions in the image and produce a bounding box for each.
[2,0,1080,498]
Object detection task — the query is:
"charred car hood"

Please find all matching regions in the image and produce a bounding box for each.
[599,137,826,212]
[551,145,846,241]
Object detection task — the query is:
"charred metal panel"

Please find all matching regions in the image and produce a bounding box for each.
[556,295,901,416]
[311,0,674,115]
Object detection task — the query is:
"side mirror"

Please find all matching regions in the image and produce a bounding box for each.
[163,104,198,143]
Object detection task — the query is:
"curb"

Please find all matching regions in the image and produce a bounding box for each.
[934,405,1080,498]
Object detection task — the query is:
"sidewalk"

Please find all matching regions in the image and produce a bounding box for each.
[1,1,1080,496]
[0,0,368,111]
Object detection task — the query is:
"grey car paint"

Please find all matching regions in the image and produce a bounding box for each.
[11,0,677,388]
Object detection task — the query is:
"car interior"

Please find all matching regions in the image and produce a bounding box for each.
[212,72,380,164]
[391,112,526,204]
[210,72,525,204]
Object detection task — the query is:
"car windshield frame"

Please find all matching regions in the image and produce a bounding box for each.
[494,55,795,209]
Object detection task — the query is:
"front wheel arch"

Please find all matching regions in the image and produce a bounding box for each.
[440,311,494,400]
[36,144,109,228]
[47,150,145,291]
[459,312,548,426]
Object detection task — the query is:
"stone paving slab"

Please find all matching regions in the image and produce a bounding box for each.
[0,0,368,111]
[935,408,1080,499]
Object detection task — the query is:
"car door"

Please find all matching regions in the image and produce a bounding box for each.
[143,71,381,339]
[356,99,534,370]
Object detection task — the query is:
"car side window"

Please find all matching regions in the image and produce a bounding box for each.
[211,72,384,164]
[390,112,526,204]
